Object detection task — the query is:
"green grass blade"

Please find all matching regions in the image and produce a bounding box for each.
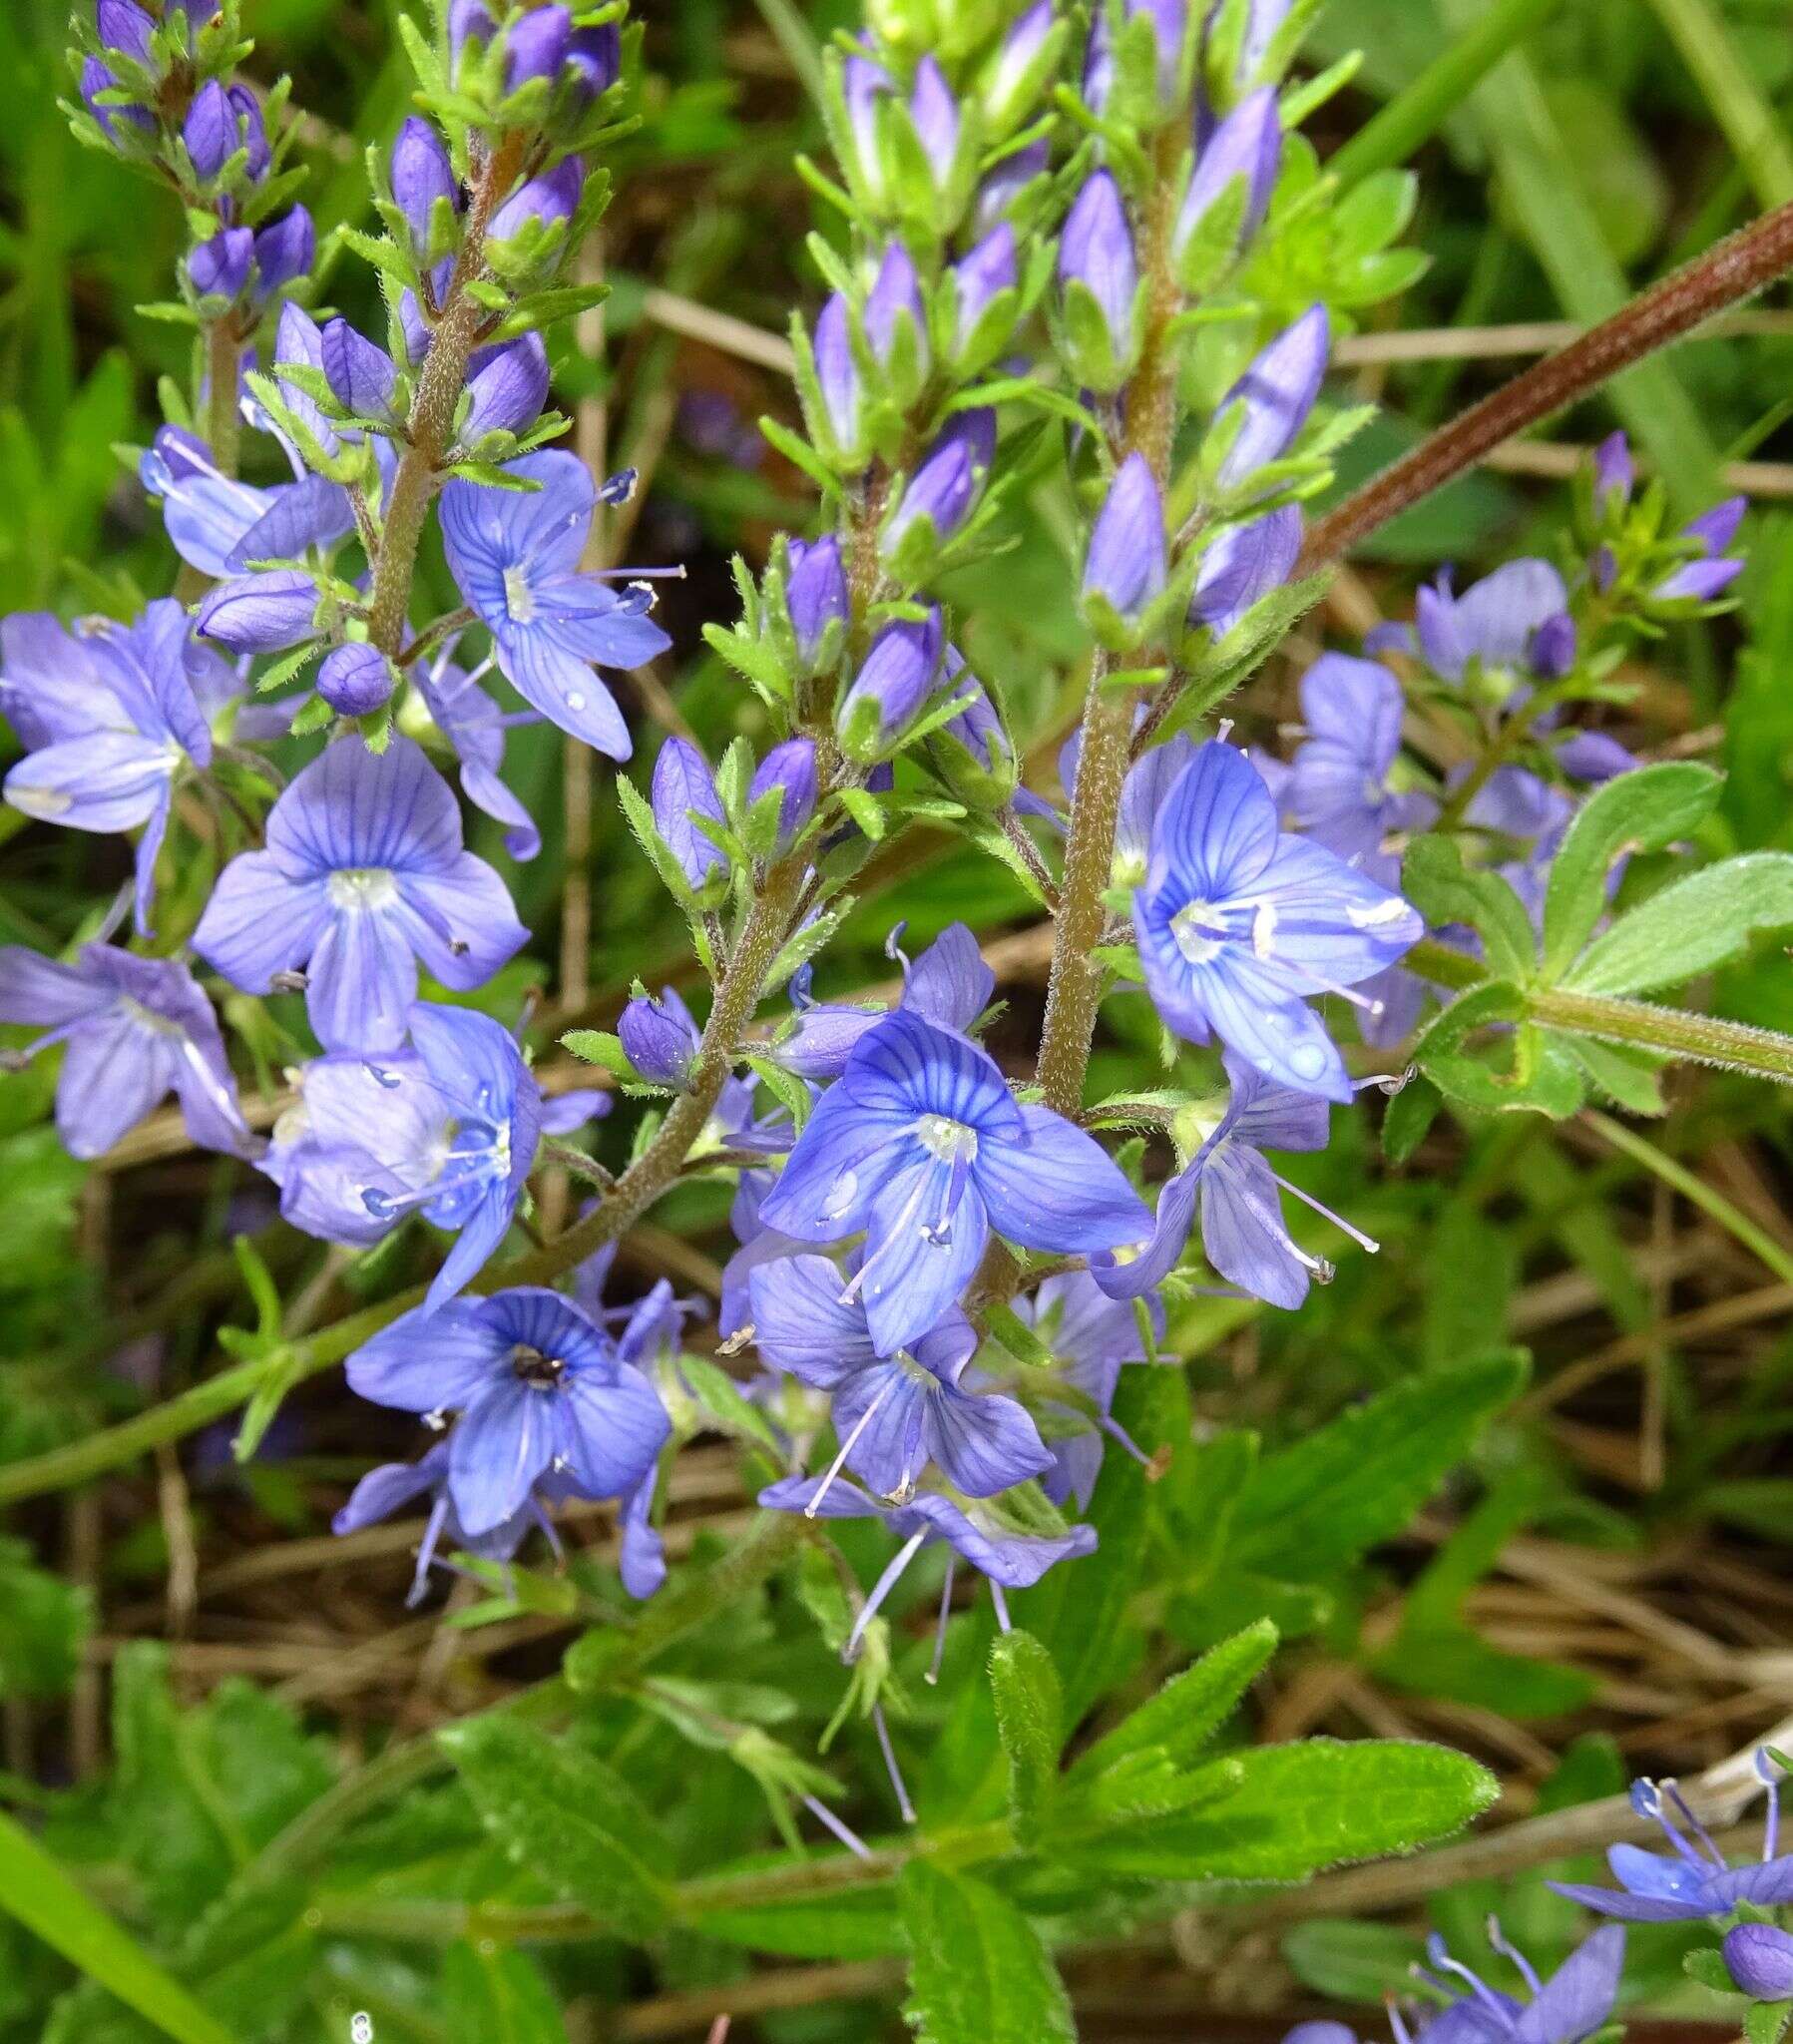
[1646,0,1793,211]
[0,1808,236,2044]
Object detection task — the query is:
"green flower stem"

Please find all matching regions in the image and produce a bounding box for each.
[1407,937,1793,1086]
[203,315,242,480]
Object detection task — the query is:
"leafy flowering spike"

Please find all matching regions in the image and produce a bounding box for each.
[749,739,819,852]
[0,942,250,1161]
[883,409,996,563]
[3,601,211,935]
[1134,741,1423,1101]
[784,535,848,676]
[756,1007,1150,1354]
[863,244,930,389]
[346,1286,671,1536]
[321,318,400,421]
[192,736,529,1054]
[1189,505,1302,637]
[1654,496,1747,603]
[651,737,729,895]
[1724,1925,1793,2001]
[811,292,864,459]
[1175,86,1280,282]
[1213,304,1329,490]
[1058,171,1139,390]
[750,1257,1051,1501]
[621,986,702,1089]
[461,332,552,443]
[187,226,253,302]
[440,450,674,759]
[837,608,945,764]
[317,643,396,717]
[1083,453,1167,641]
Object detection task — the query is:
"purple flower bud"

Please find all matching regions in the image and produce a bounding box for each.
[884,409,996,558]
[225,85,270,181]
[488,156,585,243]
[843,54,894,192]
[864,245,929,377]
[1724,1925,1793,2002]
[838,608,945,758]
[505,3,571,89]
[1215,304,1329,489]
[927,658,1017,806]
[1175,87,1280,267]
[81,55,150,142]
[321,318,399,420]
[317,643,396,717]
[449,0,498,65]
[1189,504,1302,635]
[1083,9,1116,114]
[462,332,551,442]
[569,21,622,98]
[973,139,1048,236]
[1060,171,1138,371]
[96,0,155,63]
[1531,612,1576,680]
[187,227,253,302]
[952,226,1018,354]
[391,117,460,253]
[1216,0,1294,88]
[184,80,234,179]
[785,535,848,674]
[749,739,819,852]
[651,737,728,893]
[908,56,960,187]
[252,208,314,298]
[987,0,1057,128]
[1085,453,1166,629]
[1685,495,1746,556]
[197,571,318,654]
[1653,495,1747,602]
[1591,430,1632,518]
[1130,0,1190,114]
[812,292,862,452]
[620,988,701,1089]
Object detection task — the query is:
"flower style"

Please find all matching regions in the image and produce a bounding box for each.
[757,1007,1150,1355]
[440,449,675,759]
[2,600,212,935]
[1548,1758,1793,1921]
[750,1255,1051,1504]
[193,736,528,1054]
[0,942,249,1161]
[1288,654,1438,858]
[1094,1050,1370,1308]
[1134,740,1423,1101]
[1395,1928,1624,2044]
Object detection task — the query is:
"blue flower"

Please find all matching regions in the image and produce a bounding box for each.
[1653,497,1746,604]
[757,1007,1150,1355]
[1288,654,1438,859]
[651,735,729,895]
[749,1254,1051,1504]
[1549,1759,1793,1921]
[773,920,995,1081]
[1134,740,1423,1101]
[440,449,675,759]
[1396,1928,1624,2044]
[2,600,212,935]
[1094,1050,1371,1308]
[193,735,529,1055]
[345,1285,670,1539]
[0,941,250,1161]
[414,649,545,861]
[142,425,355,582]
[333,1440,559,1607]
[1012,1271,1159,1510]
[620,985,701,1089]
[1379,559,1571,690]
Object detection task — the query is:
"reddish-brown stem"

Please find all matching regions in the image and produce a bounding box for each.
[1301,196,1793,569]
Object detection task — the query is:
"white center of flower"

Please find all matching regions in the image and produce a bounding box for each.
[503,566,537,626]
[327,867,399,912]
[914,1114,978,1165]
[1171,900,1227,966]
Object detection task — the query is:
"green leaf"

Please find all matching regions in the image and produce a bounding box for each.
[988,1631,1063,1845]
[1283,1919,1422,2001]
[1402,837,1536,983]
[561,1029,636,1079]
[1746,2000,1793,2044]
[693,1880,906,1959]
[1541,763,1723,980]
[1069,1620,1278,1786]
[1683,1946,1737,1996]
[897,1861,1076,2044]
[1562,852,1793,996]
[0,1539,90,1699]
[0,1808,235,2044]
[439,1718,677,1938]
[442,1940,568,2043]
[1066,1738,1499,1881]
[1413,982,1588,1119]
[1229,1354,1528,1581]
[741,1053,812,1136]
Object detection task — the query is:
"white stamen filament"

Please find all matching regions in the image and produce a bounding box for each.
[806,1376,896,1516]
[1269,1169,1381,1255]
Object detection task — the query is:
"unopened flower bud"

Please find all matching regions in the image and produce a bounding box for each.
[1175,87,1279,282]
[785,535,848,676]
[197,571,319,654]
[505,3,572,89]
[184,80,235,179]
[449,0,497,66]
[1058,171,1139,390]
[321,318,400,421]
[1084,453,1166,638]
[391,117,460,255]
[226,85,270,181]
[1591,431,1632,519]
[926,659,1017,807]
[187,226,253,302]
[1725,1925,1793,2003]
[842,54,894,204]
[837,609,945,762]
[971,139,1049,236]
[908,56,960,192]
[621,988,702,1089]
[985,0,1061,134]
[81,56,151,144]
[883,410,996,562]
[950,226,1018,368]
[568,22,622,98]
[462,332,551,442]
[1130,0,1191,117]
[750,740,820,852]
[651,737,729,895]
[318,643,396,717]
[1213,303,1329,492]
[864,245,930,386]
[251,209,314,297]
[1188,505,1301,637]
[96,0,154,64]
[811,292,864,458]
[487,156,585,245]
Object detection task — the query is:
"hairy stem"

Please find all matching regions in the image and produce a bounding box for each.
[364,131,528,658]
[1407,937,1793,1085]
[204,316,241,479]
[1301,194,1793,568]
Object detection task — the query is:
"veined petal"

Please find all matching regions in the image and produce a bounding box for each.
[393,853,529,988]
[1238,834,1423,985]
[56,1008,172,1158]
[4,730,174,834]
[859,1165,988,1357]
[749,1255,879,1384]
[1195,956,1351,1102]
[267,735,464,879]
[831,1362,930,1497]
[975,1102,1151,1253]
[1512,1928,1623,2044]
[1200,1144,1310,1308]
[845,1007,1022,1135]
[756,1080,913,1241]
[925,1381,1051,1497]
[345,1299,507,1412]
[306,905,419,1054]
[423,1185,516,1314]
[538,584,673,669]
[558,1360,672,1499]
[1143,740,1280,903]
[903,921,994,1033]
[1092,1159,1198,1299]
[499,627,633,760]
[1542,1881,1704,1924]
[192,853,330,993]
[448,1377,558,1536]
[0,947,107,1029]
